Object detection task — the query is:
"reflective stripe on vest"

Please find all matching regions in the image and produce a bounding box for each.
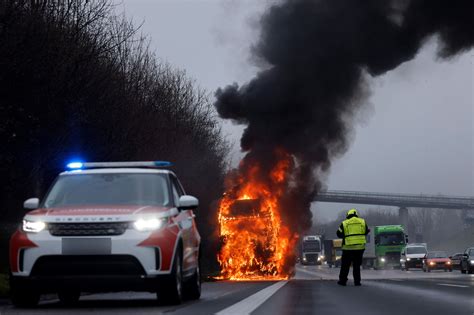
[342,217,366,246]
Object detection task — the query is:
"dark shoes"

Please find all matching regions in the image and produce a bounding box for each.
[337,281,347,286]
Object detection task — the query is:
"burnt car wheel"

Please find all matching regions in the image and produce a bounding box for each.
[158,250,183,305]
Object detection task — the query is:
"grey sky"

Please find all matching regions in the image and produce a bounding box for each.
[120,0,473,222]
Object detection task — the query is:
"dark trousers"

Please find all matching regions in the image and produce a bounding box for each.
[339,249,364,284]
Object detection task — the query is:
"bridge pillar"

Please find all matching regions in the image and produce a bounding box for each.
[399,207,409,235]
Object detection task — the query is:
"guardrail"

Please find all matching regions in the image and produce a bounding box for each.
[315,190,474,210]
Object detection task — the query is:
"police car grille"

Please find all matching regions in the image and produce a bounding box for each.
[49,222,129,236]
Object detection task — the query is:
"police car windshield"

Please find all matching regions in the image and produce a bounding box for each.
[378,233,404,245]
[43,173,170,208]
[406,247,427,254]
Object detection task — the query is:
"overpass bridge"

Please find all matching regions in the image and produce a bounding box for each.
[316,190,474,210]
[315,190,474,233]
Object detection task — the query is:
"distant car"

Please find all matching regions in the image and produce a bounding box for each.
[9,161,201,307]
[400,243,427,270]
[460,247,474,274]
[449,253,463,270]
[422,251,452,272]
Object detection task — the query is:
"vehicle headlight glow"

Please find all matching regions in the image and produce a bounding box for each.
[380,257,386,262]
[22,220,46,233]
[469,260,474,265]
[429,261,435,265]
[406,258,411,261]
[320,255,325,260]
[446,261,451,265]
[133,218,167,231]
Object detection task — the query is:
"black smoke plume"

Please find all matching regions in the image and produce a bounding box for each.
[214,0,473,233]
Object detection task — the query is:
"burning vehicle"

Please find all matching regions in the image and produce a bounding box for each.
[217,155,297,281]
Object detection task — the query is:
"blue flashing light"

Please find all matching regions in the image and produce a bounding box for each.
[66,161,84,169]
[154,161,173,167]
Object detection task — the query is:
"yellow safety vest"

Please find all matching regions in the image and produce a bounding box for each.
[342,217,366,250]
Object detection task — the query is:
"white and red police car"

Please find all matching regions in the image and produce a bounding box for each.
[9,161,201,307]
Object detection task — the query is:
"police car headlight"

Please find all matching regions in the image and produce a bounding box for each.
[22,219,46,233]
[134,218,167,231]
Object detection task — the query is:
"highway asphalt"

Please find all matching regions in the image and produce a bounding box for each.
[1,265,473,315]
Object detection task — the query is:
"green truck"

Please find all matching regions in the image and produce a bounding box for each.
[363,225,408,269]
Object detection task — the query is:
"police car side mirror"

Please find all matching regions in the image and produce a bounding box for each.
[178,195,199,210]
[24,198,40,210]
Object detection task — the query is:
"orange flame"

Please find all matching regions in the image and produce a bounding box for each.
[217,151,297,281]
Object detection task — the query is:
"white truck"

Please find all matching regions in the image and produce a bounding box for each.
[300,235,324,265]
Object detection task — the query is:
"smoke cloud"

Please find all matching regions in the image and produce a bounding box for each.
[214,0,473,233]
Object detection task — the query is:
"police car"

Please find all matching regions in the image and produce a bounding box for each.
[9,161,201,307]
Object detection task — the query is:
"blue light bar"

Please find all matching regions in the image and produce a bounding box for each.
[154,161,173,167]
[65,161,173,170]
[66,162,84,169]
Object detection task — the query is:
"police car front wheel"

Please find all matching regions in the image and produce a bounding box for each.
[10,277,40,308]
[58,291,80,305]
[157,250,183,305]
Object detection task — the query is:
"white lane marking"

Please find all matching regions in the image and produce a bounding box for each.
[437,283,469,288]
[215,281,288,315]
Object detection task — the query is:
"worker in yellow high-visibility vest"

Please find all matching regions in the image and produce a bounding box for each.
[336,208,370,286]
